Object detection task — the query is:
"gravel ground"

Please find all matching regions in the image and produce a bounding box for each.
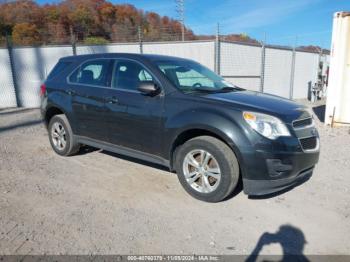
[0,101,349,256]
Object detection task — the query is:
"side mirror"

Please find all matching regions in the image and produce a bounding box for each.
[137,81,160,96]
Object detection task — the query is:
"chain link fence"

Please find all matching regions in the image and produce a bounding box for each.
[0,32,329,109]
[220,41,262,92]
[0,46,16,108]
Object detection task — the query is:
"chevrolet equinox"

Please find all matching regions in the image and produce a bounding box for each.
[41,53,320,202]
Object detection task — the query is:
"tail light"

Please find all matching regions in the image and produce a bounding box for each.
[40,84,46,97]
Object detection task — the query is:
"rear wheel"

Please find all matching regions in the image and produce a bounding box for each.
[48,114,80,156]
[175,136,239,202]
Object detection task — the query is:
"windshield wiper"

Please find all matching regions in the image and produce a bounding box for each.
[186,86,244,94]
[218,86,245,92]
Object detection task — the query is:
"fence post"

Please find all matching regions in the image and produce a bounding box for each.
[138,25,143,54]
[6,35,20,107]
[70,26,77,56]
[260,41,266,93]
[289,36,297,99]
[215,23,221,75]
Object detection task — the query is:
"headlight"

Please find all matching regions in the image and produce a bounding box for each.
[243,111,291,139]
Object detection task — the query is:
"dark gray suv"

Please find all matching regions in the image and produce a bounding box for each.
[41,53,320,202]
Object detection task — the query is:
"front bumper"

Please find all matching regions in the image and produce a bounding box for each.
[243,166,314,195]
[239,135,320,196]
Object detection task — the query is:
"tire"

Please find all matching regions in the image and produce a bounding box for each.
[48,114,80,156]
[175,136,239,202]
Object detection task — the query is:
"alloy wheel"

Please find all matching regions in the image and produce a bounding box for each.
[51,122,67,151]
[182,149,221,193]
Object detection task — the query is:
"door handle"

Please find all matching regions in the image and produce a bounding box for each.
[66,89,76,95]
[107,96,119,104]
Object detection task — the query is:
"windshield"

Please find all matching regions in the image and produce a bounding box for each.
[154,59,241,93]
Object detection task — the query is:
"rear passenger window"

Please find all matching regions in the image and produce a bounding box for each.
[69,59,111,87]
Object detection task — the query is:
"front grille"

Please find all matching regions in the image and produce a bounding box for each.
[299,136,317,151]
[293,117,313,128]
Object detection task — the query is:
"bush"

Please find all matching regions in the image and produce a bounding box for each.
[83,37,109,45]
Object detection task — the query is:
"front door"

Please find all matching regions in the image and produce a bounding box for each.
[104,59,164,156]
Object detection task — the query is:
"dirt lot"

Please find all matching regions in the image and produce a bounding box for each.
[0,101,349,256]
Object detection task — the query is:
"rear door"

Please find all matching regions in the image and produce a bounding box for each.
[68,59,113,141]
[104,59,164,156]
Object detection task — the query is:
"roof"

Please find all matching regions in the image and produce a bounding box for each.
[60,53,191,63]
[335,11,350,18]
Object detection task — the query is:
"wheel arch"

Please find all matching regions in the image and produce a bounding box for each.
[169,126,244,172]
[44,106,62,126]
[44,105,71,129]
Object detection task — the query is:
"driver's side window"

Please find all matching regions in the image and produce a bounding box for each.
[175,69,214,88]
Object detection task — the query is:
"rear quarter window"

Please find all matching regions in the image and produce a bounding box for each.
[47,61,72,80]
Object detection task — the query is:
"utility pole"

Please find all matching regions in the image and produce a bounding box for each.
[289,35,298,99]
[70,26,76,56]
[176,0,185,41]
[260,32,267,93]
[6,34,20,107]
[138,25,143,54]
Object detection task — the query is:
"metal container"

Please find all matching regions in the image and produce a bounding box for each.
[325,11,350,126]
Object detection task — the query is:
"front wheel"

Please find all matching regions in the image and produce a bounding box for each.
[175,136,240,202]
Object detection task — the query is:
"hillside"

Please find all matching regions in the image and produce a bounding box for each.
[0,0,261,45]
[0,0,328,53]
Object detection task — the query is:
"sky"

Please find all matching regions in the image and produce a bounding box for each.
[36,0,350,48]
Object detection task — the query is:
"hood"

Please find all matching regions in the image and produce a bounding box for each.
[202,90,309,123]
